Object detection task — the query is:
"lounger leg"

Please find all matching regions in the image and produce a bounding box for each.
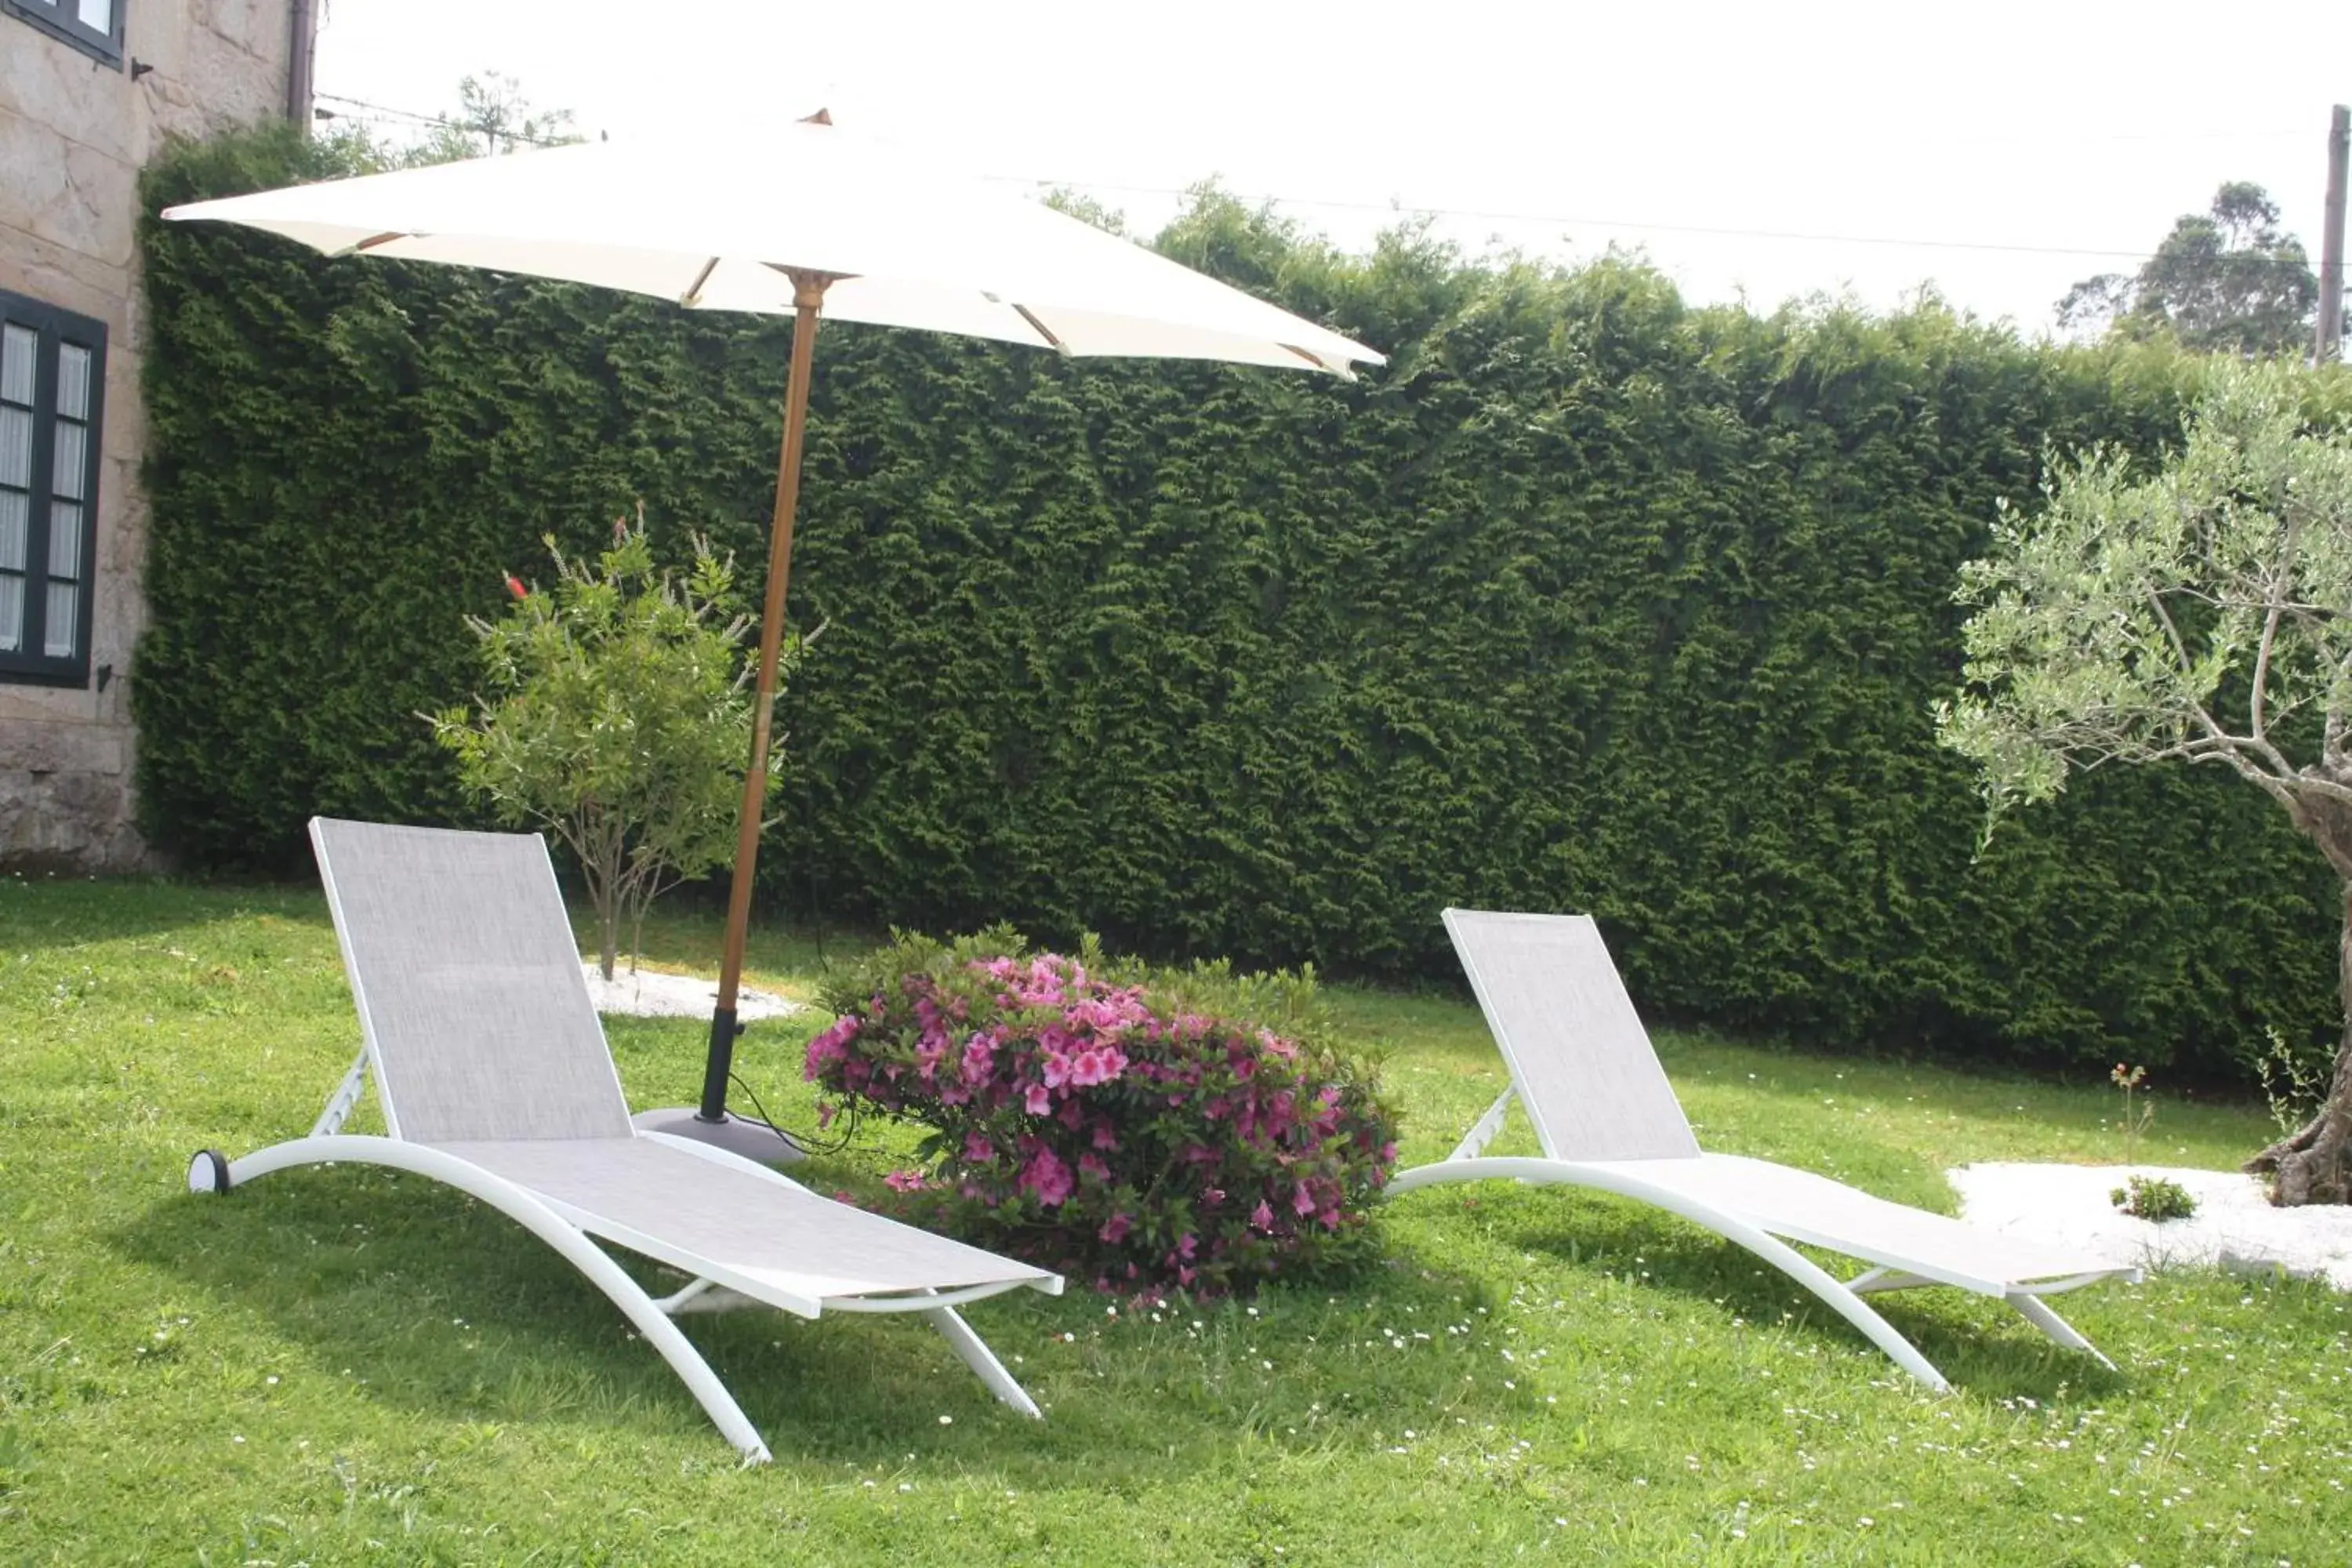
[924,1305,1042,1418]
[223,1135,776,1464]
[2008,1291,2114,1370]
[1713,1228,1952,1392]
[1392,1158,1952,1392]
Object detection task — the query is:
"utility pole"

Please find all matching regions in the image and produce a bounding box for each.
[2318,103,2348,365]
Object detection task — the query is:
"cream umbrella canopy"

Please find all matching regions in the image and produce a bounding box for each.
[164,114,1384,1160]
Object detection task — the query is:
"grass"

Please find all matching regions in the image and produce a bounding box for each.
[2,874,2348,1566]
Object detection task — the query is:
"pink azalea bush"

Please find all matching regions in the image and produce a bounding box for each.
[807,928,1400,1296]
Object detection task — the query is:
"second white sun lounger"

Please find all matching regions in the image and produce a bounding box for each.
[185,818,1061,1461]
[1392,909,2136,1389]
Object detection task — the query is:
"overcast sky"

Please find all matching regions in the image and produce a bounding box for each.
[310,0,2348,337]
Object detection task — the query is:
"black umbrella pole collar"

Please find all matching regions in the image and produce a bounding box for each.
[699,1007,742,1122]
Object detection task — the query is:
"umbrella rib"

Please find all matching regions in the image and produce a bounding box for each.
[337,231,413,257]
[1011,305,1068,354]
[680,256,722,307]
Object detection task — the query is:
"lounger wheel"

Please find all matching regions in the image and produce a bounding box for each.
[187,1149,231,1195]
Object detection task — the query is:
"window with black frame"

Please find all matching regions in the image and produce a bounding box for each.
[0,292,107,687]
[2,0,124,66]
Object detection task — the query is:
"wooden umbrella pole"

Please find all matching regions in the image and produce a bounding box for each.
[701,270,830,1123]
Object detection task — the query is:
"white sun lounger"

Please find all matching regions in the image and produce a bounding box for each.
[185,818,1061,1461]
[1392,909,2136,1389]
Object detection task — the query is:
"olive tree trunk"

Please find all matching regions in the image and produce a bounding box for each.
[2246,880,2352,1204]
[2245,789,2352,1206]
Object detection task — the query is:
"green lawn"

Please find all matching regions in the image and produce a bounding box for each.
[3,875,2347,1565]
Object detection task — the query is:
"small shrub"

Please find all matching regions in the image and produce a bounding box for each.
[2110,1174,2198,1222]
[2252,1025,2332,1138]
[806,928,1399,1296]
[426,509,806,979]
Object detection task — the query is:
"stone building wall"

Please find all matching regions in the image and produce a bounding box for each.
[0,0,307,869]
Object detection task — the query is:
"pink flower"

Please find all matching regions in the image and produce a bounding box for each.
[802,1017,859,1080]
[1175,1232,1197,1261]
[1091,1121,1120,1152]
[963,1133,996,1164]
[1292,1181,1317,1216]
[1040,1050,1076,1090]
[884,1170,927,1192]
[1098,1213,1132,1243]
[1019,1148,1074,1207]
[960,1032,995,1085]
[914,1024,950,1081]
[504,572,528,600]
[1069,1045,1127,1087]
[1078,1152,1110,1182]
[1024,1083,1051,1116]
[1250,1200,1274,1232]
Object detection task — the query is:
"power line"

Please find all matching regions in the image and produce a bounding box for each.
[982,173,2172,261]
[313,90,579,150]
[300,87,2308,267]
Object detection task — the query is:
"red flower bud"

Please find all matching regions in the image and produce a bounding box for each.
[504,574,528,601]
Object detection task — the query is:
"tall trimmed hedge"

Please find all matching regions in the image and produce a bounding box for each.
[135,125,2340,1080]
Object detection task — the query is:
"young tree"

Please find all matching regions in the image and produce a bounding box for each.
[429,512,803,980]
[1938,361,2352,1205]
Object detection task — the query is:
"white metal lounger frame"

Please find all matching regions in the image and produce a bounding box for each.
[198,1066,1050,1463]
[185,821,1062,1464]
[1391,909,2136,1392]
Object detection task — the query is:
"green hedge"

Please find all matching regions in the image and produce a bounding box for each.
[134,125,2340,1079]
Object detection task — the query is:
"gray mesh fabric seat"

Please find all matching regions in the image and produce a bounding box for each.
[1391,909,2136,1389]
[185,818,1061,1461]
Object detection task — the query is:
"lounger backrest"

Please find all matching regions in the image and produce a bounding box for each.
[1443,909,1700,1162]
[310,818,633,1144]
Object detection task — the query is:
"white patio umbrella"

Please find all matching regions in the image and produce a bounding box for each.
[165,114,1383,1160]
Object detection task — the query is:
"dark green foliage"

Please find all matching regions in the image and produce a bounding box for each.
[136,130,2339,1081]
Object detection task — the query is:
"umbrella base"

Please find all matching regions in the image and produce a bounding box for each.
[630,1105,807,1165]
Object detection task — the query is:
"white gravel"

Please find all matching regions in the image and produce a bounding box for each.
[580,961,802,1022]
[1951,1161,2352,1290]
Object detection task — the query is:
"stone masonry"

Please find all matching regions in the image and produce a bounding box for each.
[0,0,308,869]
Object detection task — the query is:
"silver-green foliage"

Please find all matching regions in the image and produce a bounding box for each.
[1940,361,2352,844]
[1939,359,2352,1203]
[429,514,782,978]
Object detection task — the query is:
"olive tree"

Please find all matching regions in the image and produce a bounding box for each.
[1937,360,2352,1205]
[430,512,800,980]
